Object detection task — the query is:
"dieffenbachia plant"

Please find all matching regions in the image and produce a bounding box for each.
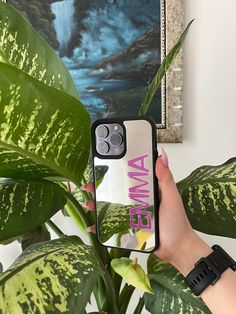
[1,2,235,313]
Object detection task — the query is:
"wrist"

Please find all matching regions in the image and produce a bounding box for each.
[170,231,213,276]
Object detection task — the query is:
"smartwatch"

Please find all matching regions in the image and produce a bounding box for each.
[185,245,236,296]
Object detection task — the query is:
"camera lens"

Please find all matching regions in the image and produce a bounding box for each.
[95,125,108,138]
[97,141,110,155]
[110,133,123,146]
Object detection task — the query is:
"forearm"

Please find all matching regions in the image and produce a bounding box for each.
[171,232,236,314]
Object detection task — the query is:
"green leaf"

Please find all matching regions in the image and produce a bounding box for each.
[111,257,153,293]
[144,254,210,314]
[139,20,194,116]
[0,236,103,314]
[0,2,78,98]
[97,202,131,243]
[0,179,66,242]
[177,157,236,238]
[0,263,2,274]
[73,165,108,205]
[97,201,153,247]
[0,62,90,185]
[0,147,59,179]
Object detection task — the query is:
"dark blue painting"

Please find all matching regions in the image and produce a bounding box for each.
[9,0,162,123]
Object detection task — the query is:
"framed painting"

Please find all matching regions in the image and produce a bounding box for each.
[6,0,184,142]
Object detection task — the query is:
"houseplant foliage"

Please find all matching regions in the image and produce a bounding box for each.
[0,2,235,313]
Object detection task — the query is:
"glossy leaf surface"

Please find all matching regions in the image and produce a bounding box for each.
[177,158,236,238]
[144,254,210,313]
[111,257,153,293]
[0,179,66,242]
[0,62,90,185]
[0,2,78,98]
[0,236,103,314]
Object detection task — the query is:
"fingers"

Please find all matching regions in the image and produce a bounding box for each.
[156,148,181,202]
[86,224,96,234]
[83,200,95,211]
[80,182,94,193]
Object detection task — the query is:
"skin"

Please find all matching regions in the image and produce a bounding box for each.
[83,154,236,314]
[155,155,236,314]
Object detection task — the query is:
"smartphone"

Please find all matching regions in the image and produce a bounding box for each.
[91,117,159,253]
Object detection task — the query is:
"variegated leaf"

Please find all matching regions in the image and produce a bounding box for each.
[73,164,108,205]
[111,257,153,293]
[0,236,103,314]
[0,147,59,179]
[177,158,236,238]
[0,62,90,185]
[0,2,78,98]
[144,254,210,314]
[97,201,152,244]
[97,202,132,243]
[0,179,66,242]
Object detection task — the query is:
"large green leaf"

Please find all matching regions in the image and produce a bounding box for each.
[72,164,108,205]
[0,179,66,242]
[177,158,236,238]
[0,236,103,314]
[97,202,132,243]
[111,257,153,293]
[144,254,210,314]
[97,201,153,244]
[0,62,90,185]
[0,147,59,179]
[0,2,78,98]
[139,20,194,115]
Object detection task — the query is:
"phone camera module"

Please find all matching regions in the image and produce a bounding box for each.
[97,141,110,155]
[110,133,123,146]
[95,125,109,138]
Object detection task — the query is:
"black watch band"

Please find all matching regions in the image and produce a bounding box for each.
[185,245,236,296]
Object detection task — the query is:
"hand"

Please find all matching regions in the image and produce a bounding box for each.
[155,149,212,275]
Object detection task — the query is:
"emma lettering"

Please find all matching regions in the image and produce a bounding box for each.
[128,154,152,230]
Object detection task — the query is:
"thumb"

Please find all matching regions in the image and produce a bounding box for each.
[156,149,180,200]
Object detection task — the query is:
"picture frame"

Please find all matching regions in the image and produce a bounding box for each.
[5,0,184,143]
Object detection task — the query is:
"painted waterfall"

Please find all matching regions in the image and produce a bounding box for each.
[8,0,162,123]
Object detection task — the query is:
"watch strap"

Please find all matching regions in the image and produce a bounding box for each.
[185,245,236,296]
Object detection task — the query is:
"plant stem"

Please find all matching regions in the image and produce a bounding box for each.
[65,201,86,233]
[119,283,135,314]
[133,297,144,314]
[65,191,92,228]
[47,219,64,237]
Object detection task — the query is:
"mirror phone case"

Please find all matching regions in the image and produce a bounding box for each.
[91,117,159,253]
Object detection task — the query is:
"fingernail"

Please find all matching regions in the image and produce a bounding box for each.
[80,184,86,191]
[80,183,94,193]
[83,200,95,211]
[161,147,169,167]
[87,224,96,234]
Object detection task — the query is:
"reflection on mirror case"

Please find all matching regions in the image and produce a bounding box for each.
[92,118,159,253]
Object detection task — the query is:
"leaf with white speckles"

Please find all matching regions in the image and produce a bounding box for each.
[177,158,236,238]
[0,236,103,314]
[0,62,90,185]
[0,2,78,98]
[72,165,108,205]
[0,178,66,242]
[144,254,210,314]
[0,147,59,179]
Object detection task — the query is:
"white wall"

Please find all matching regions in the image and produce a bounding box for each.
[128,0,236,312]
[0,0,236,313]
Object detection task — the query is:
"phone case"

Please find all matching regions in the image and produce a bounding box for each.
[92,117,159,253]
